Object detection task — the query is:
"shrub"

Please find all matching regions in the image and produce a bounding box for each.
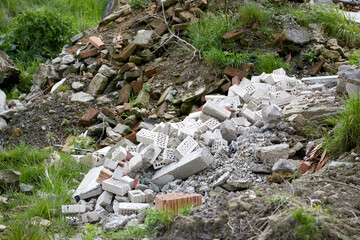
[0,7,76,62]
[324,95,360,155]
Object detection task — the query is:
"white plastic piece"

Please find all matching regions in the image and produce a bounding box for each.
[117,203,150,215]
[136,129,158,145]
[128,190,146,203]
[154,132,169,149]
[102,178,130,196]
[112,146,127,161]
[174,136,199,160]
[211,139,228,154]
[61,204,86,213]
[202,101,231,121]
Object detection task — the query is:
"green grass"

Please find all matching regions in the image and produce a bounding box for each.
[255,53,288,74]
[324,95,360,155]
[0,143,90,239]
[237,1,271,27]
[292,207,320,240]
[204,47,252,68]
[348,50,360,67]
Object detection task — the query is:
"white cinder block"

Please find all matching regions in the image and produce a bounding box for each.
[211,139,228,154]
[117,203,150,215]
[229,85,251,103]
[112,146,127,161]
[272,68,286,76]
[128,153,143,172]
[140,144,161,164]
[97,191,113,207]
[120,176,135,189]
[153,159,167,169]
[104,158,118,171]
[62,204,86,213]
[242,108,257,123]
[205,118,221,131]
[247,100,259,111]
[72,166,102,201]
[243,83,256,95]
[112,166,125,180]
[82,211,100,223]
[126,145,137,154]
[152,122,165,133]
[136,129,158,145]
[262,74,278,85]
[205,95,227,102]
[102,178,130,196]
[178,124,199,137]
[174,136,199,160]
[202,101,231,121]
[239,77,251,87]
[232,117,251,127]
[199,113,212,122]
[128,190,146,203]
[162,148,176,164]
[250,76,261,83]
[154,132,169,149]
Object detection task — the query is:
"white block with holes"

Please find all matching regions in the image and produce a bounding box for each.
[102,178,130,196]
[259,72,269,81]
[272,68,286,76]
[229,85,251,103]
[178,124,199,137]
[126,145,137,154]
[162,148,176,164]
[104,158,118,171]
[202,129,222,146]
[174,136,199,160]
[61,204,86,213]
[117,203,149,215]
[112,146,127,161]
[262,74,279,85]
[154,132,169,149]
[128,190,146,203]
[184,111,202,121]
[205,118,221,131]
[136,129,158,145]
[153,159,166,169]
[219,96,241,111]
[211,139,228,154]
[97,191,113,207]
[242,108,257,123]
[140,144,161,164]
[152,122,165,133]
[247,100,259,111]
[119,176,135,189]
[202,101,231,121]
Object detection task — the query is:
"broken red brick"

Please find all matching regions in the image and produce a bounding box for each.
[222,28,246,42]
[79,109,99,126]
[223,66,248,79]
[131,80,143,95]
[221,82,231,93]
[148,76,156,83]
[155,193,202,212]
[115,17,124,23]
[79,48,98,59]
[89,36,105,50]
[157,101,168,115]
[299,161,312,174]
[117,108,125,116]
[232,76,240,85]
[309,60,324,76]
[101,107,117,119]
[117,84,132,104]
[96,168,113,184]
[118,44,137,61]
[133,178,140,189]
[154,22,168,36]
[145,67,157,77]
[125,131,137,143]
[165,6,175,17]
[171,23,189,31]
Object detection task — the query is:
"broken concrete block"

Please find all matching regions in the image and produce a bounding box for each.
[87,73,109,95]
[242,108,257,123]
[61,204,86,213]
[272,159,297,173]
[231,117,251,127]
[102,178,131,196]
[286,114,306,127]
[220,120,237,143]
[153,159,167,169]
[128,153,143,173]
[79,109,99,126]
[255,144,290,165]
[119,176,135,189]
[202,129,222,146]
[134,30,154,48]
[229,85,251,103]
[262,104,284,128]
[136,129,158,145]
[97,191,113,207]
[162,148,176,164]
[128,190,146,203]
[174,136,199,160]
[202,101,231,121]
[82,211,100,223]
[112,146,127,162]
[144,189,155,203]
[112,166,125,180]
[73,166,103,201]
[140,144,161,167]
[117,203,150,215]
[211,139,228,154]
[104,158,118,171]
[152,148,214,185]
[155,193,202,212]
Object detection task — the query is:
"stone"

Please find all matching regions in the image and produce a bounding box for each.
[337,65,360,97]
[61,54,75,65]
[286,114,305,127]
[179,11,197,22]
[89,36,105,50]
[152,148,214,185]
[0,117,7,131]
[0,90,6,112]
[104,214,135,231]
[171,23,189,31]
[222,28,246,42]
[101,107,117,119]
[79,109,99,126]
[284,25,310,44]
[131,80,143,95]
[223,178,251,191]
[113,124,131,136]
[32,64,60,88]
[155,193,202,212]
[272,159,297,173]
[255,144,290,165]
[106,127,121,140]
[220,120,237,143]
[124,69,140,80]
[0,169,20,189]
[70,32,83,43]
[223,67,248,79]
[98,65,117,78]
[262,104,284,128]
[0,50,20,88]
[88,122,109,136]
[134,30,154,48]
[20,183,34,193]
[71,92,95,102]
[117,44,137,61]
[321,48,341,61]
[97,191,113,207]
[87,73,109,95]
[129,55,142,64]
[135,89,150,108]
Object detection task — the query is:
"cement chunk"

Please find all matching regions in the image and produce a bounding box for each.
[255,144,290,165]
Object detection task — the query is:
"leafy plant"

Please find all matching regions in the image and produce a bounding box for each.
[68,135,96,154]
[237,1,271,27]
[324,95,360,155]
[292,207,320,240]
[302,51,318,66]
[56,84,71,92]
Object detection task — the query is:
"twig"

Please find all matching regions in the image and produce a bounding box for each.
[45,167,54,189]
[296,180,360,192]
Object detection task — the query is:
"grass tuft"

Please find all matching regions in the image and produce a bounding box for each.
[292,207,320,240]
[237,1,271,27]
[255,53,287,74]
[204,47,252,68]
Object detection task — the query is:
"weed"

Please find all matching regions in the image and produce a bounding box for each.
[348,50,360,67]
[8,220,47,240]
[324,95,360,155]
[255,53,288,74]
[304,122,329,141]
[302,51,318,66]
[56,84,71,92]
[292,207,320,240]
[204,47,252,68]
[68,135,97,154]
[83,223,100,240]
[142,82,151,92]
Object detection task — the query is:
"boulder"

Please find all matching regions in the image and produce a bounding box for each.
[0,169,20,189]
[0,50,20,88]
[337,65,360,97]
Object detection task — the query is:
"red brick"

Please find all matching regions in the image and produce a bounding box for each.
[79,109,99,126]
[232,76,240,85]
[299,161,312,174]
[120,62,136,73]
[125,131,137,143]
[155,193,202,212]
[79,48,98,59]
[96,168,113,184]
[131,80,143,95]
[150,91,160,100]
[154,22,168,36]
[171,23,189,31]
[101,107,117,119]
[223,66,248,79]
[118,44,137,61]
[145,67,157,77]
[157,101,168,115]
[221,82,231,93]
[117,84,132,104]
[309,60,324,76]
[222,28,246,42]
[89,36,105,50]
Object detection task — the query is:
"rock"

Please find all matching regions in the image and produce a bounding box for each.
[337,65,360,97]
[98,65,117,78]
[106,127,121,140]
[20,183,34,193]
[32,64,60,88]
[320,48,341,61]
[272,159,297,173]
[284,25,311,44]
[88,122,109,136]
[262,104,284,128]
[70,32,83,43]
[212,171,230,187]
[31,217,51,227]
[0,169,20,189]
[71,92,94,102]
[61,54,76,65]
[286,114,305,127]
[223,178,251,191]
[255,144,290,165]
[0,117,7,131]
[72,81,84,91]
[0,50,20,88]
[87,73,109,95]
[0,225,6,232]
[87,62,99,74]
[103,214,135,231]
[113,124,131,136]
[135,89,150,108]
[220,120,237,143]
[134,30,154,48]
[0,90,6,112]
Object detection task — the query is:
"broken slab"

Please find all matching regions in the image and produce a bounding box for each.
[73,165,103,201]
[152,148,214,185]
[255,144,290,165]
